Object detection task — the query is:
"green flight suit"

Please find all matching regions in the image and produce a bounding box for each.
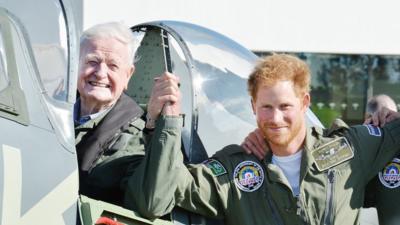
[76,94,149,207]
[126,116,400,225]
[125,116,277,225]
[364,156,400,225]
[375,158,400,225]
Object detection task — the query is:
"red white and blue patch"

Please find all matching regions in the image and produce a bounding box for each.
[233,161,264,192]
[379,158,400,189]
[364,124,381,137]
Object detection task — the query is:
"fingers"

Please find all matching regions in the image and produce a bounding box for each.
[153,74,180,99]
[387,112,400,123]
[155,72,180,88]
[254,128,267,151]
[156,95,180,105]
[157,72,181,116]
[162,72,180,83]
[378,107,388,127]
[154,78,180,108]
[367,107,400,127]
[241,141,264,160]
[241,141,252,154]
[241,129,267,160]
[147,72,181,118]
[370,108,383,126]
[249,136,266,160]
[363,117,372,125]
[371,112,380,126]
[153,79,178,94]
[244,137,262,160]
[254,149,266,160]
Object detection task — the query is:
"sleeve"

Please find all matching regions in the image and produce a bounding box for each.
[347,118,400,182]
[363,177,378,208]
[124,115,228,220]
[118,121,148,190]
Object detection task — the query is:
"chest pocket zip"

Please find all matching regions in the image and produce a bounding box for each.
[324,169,335,225]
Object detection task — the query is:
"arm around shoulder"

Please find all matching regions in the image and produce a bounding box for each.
[348,118,400,181]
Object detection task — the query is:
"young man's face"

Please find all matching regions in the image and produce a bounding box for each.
[252,80,310,148]
[77,37,134,108]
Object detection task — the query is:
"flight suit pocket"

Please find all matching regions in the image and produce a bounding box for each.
[106,128,143,156]
[104,133,131,155]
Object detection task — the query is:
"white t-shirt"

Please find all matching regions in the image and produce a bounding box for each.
[272,150,303,196]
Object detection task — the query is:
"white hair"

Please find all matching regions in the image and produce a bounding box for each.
[366,94,398,115]
[80,22,138,65]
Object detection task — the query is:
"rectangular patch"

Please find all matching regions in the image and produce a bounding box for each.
[312,137,354,171]
[364,124,382,137]
[203,159,227,177]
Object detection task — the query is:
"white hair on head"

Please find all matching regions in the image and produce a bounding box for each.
[80,21,139,65]
[366,94,398,115]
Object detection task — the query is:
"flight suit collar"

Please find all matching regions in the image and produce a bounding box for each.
[264,126,322,187]
[74,98,112,129]
[264,154,291,187]
[76,93,144,172]
[74,112,109,146]
[300,126,322,181]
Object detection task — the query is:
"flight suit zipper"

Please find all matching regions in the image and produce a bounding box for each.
[296,194,310,224]
[262,160,284,225]
[324,169,335,225]
[264,188,284,225]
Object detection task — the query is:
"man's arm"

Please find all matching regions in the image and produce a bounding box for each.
[123,72,181,215]
[356,107,400,181]
[124,117,230,219]
[124,115,182,218]
[348,118,400,182]
[124,73,227,219]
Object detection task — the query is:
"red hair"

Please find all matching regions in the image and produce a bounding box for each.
[248,54,310,100]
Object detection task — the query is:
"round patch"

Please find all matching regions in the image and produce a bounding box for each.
[378,158,400,189]
[233,161,264,192]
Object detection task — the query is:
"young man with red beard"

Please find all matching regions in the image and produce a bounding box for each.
[127,54,400,225]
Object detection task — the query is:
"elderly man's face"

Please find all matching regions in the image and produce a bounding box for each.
[78,37,133,108]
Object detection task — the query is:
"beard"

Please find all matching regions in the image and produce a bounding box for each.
[259,118,303,147]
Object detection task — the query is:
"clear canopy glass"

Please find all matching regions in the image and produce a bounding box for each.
[3,0,69,102]
[133,21,323,158]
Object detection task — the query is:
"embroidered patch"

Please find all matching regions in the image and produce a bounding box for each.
[379,158,400,189]
[203,159,227,177]
[233,161,264,192]
[312,137,354,171]
[364,124,382,137]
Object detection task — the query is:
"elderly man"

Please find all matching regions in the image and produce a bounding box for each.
[75,22,178,207]
[126,54,400,225]
[363,94,400,225]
